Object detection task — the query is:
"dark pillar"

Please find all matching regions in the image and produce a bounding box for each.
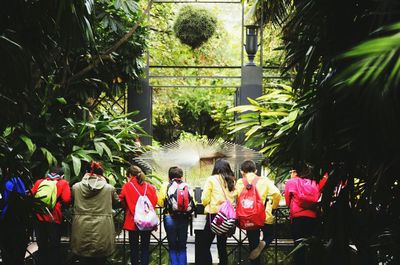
[240,65,262,105]
[127,79,152,146]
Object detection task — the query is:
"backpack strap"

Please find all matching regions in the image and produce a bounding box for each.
[130,182,146,196]
[215,175,228,200]
[241,176,259,189]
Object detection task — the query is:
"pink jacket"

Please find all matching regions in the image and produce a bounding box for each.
[284,175,327,220]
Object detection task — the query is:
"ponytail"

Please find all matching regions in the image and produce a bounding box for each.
[127,165,145,184]
[89,161,104,176]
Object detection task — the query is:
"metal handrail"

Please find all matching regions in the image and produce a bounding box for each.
[24,204,291,265]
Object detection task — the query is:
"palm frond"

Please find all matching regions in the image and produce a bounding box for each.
[337,22,400,93]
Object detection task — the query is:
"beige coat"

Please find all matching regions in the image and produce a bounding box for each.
[71,174,119,257]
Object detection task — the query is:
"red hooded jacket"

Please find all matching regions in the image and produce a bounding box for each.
[32,176,71,224]
[119,177,158,231]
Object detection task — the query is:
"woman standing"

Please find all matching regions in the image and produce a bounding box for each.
[71,161,119,265]
[201,159,236,265]
[158,166,194,265]
[119,165,158,265]
[284,166,328,265]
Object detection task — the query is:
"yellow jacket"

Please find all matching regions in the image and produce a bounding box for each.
[235,173,281,224]
[157,180,195,213]
[201,174,237,214]
[157,181,169,208]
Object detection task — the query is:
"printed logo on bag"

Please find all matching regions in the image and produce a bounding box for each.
[236,177,266,230]
[241,198,254,209]
[131,182,159,231]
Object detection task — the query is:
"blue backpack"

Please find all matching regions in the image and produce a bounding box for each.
[0,176,26,219]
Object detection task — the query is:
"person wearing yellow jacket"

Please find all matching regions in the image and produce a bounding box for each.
[158,166,194,265]
[235,160,282,264]
[201,159,236,265]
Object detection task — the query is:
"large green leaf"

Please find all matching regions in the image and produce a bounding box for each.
[40,147,58,166]
[20,135,36,154]
[71,155,82,177]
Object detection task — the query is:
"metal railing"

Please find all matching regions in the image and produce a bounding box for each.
[53,205,291,265]
[20,199,291,265]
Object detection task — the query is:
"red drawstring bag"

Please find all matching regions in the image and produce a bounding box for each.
[236,177,266,230]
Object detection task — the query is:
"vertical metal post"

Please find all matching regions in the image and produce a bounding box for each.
[127,0,152,146]
[241,2,244,67]
[260,1,264,67]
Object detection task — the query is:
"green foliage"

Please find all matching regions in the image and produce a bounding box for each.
[229,83,300,165]
[0,110,147,184]
[0,0,149,184]
[173,6,217,49]
[240,0,400,264]
[150,4,242,143]
[153,88,235,143]
[337,22,400,92]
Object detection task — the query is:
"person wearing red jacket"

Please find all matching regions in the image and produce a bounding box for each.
[284,166,328,265]
[31,166,71,265]
[119,165,158,265]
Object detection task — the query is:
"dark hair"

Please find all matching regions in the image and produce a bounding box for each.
[49,166,64,176]
[293,162,313,179]
[127,165,145,184]
[168,166,183,181]
[240,160,256,173]
[88,161,104,176]
[212,159,235,191]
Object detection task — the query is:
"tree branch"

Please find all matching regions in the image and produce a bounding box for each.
[68,0,153,84]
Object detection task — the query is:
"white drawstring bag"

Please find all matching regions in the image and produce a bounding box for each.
[130,182,159,231]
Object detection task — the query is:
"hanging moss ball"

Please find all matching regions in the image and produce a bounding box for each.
[173,6,217,49]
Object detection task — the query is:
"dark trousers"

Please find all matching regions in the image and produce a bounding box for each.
[129,230,151,265]
[247,224,275,265]
[78,256,107,265]
[202,214,228,265]
[164,215,189,265]
[36,221,61,265]
[0,219,28,265]
[261,224,274,247]
[291,217,319,265]
[247,229,262,265]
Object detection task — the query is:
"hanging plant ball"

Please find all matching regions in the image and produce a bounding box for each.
[173,6,217,49]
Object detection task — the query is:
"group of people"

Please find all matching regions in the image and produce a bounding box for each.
[200,159,282,265]
[0,158,327,265]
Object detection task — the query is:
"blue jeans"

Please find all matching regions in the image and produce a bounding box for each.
[163,215,189,265]
[129,230,151,265]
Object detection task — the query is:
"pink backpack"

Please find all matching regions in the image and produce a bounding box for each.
[210,176,236,236]
[296,178,321,209]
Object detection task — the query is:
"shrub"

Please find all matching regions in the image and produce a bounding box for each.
[173,6,217,49]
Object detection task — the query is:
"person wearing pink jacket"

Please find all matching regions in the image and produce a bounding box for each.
[284,166,328,265]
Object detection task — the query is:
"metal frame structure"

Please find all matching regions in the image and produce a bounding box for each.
[24,206,292,265]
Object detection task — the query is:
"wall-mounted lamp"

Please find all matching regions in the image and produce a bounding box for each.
[245,25,259,66]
